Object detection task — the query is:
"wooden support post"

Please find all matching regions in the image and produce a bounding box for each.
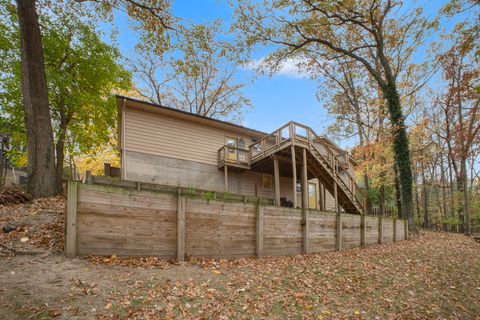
[256,204,264,258]
[273,156,280,206]
[360,214,366,247]
[65,180,78,258]
[301,148,310,253]
[303,209,310,254]
[393,218,397,242]
[336,213,342,251]
[332,161,339,212]
[224,165,228,192]
[177,190,186,262]
[291,145,297,208]
[85,170,92,184]
[319,183,325,211]
[301,148,308,209]
[378,217,384,244]
[404,219,408,240]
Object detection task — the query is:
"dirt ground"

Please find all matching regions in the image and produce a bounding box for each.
[1,199,480,319]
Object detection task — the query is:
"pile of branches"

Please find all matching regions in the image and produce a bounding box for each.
[0,187,33,205]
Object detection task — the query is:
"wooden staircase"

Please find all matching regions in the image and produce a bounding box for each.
[218,121,365,214]
[250,122,364,215]
[307,143,364,215]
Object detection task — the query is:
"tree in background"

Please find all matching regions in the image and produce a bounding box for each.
[129,21,251,122]
[232,0,436,229]
[0,1,131,193]
[7,0,174,197]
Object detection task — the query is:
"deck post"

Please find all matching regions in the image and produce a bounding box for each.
[273,156,280,206]
[256,204,264,258]
[336,213,342,251]
[301,148,308,209]
[177,190,186,262]
[65,180,78,258]
[291,145,297,208]
[360,214,366,247]
[301,148,310,253]
[224,165,228,192]
[331,160,339,212]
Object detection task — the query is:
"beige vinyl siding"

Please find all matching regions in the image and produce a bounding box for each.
[124,108,252,166]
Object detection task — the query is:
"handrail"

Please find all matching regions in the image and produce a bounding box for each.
[310,144,364,212]
[217,145,249,153]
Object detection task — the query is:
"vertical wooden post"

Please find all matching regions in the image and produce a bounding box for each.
[177,190,186,262]
[301,148,308,209]
[336,213,342,251]
[273,156,280,206]
[332,161,339,212]
[65,180,78,258]
[291,145,297,208]
[404,219,408,240]
[301,148,310,253]
[256,204,264,258]
[224,165,228,192]
[378,216,384,244]
[319,183,325,211]
[360,214,366,247]
[393,218,397,242]
[85,170,92,184]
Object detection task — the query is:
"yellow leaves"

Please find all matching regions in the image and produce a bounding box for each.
[104,302,112,310]
[211,270,222,275]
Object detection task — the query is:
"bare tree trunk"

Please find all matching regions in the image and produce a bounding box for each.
[461,158,471,234]
[421,161,429,229]
[440,153,448,231]
[16,0,56,197]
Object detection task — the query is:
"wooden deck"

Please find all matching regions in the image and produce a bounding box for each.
[218,122,365,215]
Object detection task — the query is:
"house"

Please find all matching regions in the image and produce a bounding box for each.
[116,96,364,214]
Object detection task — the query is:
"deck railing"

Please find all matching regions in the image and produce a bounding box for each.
[218,121,366,213]
[218,145,250,167]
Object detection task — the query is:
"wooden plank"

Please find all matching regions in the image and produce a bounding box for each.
[393,218,397,242]
[291,145,297,208]
[224,165,228,192]
[303,209,310,254]
[405,219,408,240]
[177,193,186,262]
[273,156,280,206]
[65,180,78,258]
[378,217,383,244]
[256,204,264,258]
[360,214,366,247]
[336,213,342,251]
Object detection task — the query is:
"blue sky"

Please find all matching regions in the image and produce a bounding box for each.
[101,0,465,149]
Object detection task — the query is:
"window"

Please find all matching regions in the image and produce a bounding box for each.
[263,174,273,191]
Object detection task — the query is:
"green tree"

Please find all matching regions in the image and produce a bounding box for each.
[0,2,131,192]
[7,0,173,197]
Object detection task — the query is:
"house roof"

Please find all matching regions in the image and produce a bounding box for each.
[116,95,268,137]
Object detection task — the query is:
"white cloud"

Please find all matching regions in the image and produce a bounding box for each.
[244,57,310,79]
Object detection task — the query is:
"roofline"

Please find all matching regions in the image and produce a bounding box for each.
[115,95,268,137]
[116,95,359,166]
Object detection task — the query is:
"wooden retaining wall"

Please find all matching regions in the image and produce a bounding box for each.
[65,180,408,259]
